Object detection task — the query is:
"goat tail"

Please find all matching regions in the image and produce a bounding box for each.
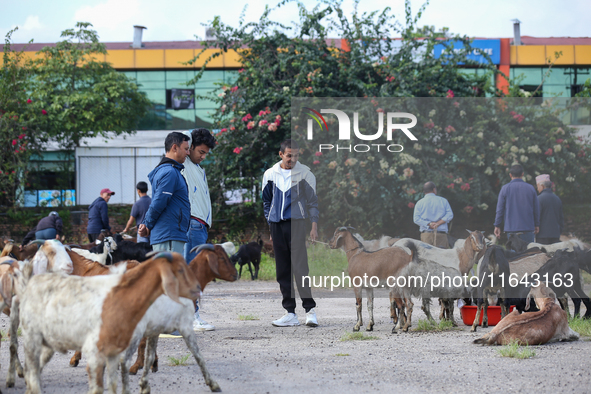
[404,241,419,263]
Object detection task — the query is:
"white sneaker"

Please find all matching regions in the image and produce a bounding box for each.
[193,313,215,332]
[272,312,300,327]
[305,308,318,327]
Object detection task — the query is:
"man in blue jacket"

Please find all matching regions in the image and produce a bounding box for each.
[494,164,540,243]
[138,132,190,254]
[536,174,564,245]
[87,188,115,242]
[262,139,319,328]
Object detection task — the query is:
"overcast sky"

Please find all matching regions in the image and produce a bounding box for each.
[1,0,589,44]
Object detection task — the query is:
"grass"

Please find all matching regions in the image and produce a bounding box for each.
[568,316,591,337]
[497,341,537,359]
[340,332,379,341]
[582,271,591,285]
[238,314,260,321]
[254,243,348,282]
[168,354,191,366]
[0,328,22,342]
[335,353,350,356]
[414,318,457,332]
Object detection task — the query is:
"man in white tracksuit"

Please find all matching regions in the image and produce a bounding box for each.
[182,128,216,331]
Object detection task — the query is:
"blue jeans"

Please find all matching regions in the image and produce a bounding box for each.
[36,228,56,241]
[183,218,208,313]
[137,235,150,243]
[507,231,535,244]
[152,240,185,254]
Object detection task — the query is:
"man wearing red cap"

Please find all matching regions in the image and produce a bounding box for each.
[87,188,115,242]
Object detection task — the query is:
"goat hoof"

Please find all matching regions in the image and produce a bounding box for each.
[129,364,141,375]
[470,326,477,333]
[353,326,360,332]
[482,323,488,328]
[17,371,24,379]
[209,381,222,392]
[366,326,373,332]
[391,328,398,334]
[7,380,14,387]
[70,359,79,367]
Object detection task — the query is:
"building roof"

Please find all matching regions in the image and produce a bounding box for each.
[43,130,179,151]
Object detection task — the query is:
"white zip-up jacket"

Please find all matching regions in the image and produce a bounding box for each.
[182,159,212,227]
[262,161,319,224]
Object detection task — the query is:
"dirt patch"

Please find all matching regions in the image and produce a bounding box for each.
[1,280,590,393]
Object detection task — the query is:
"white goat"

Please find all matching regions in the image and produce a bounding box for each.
[352,233,399,251]
[13,252,201,394]
[527,239,589,254]
[72,236,117,265]
[216,241,236,257]
[393,230,487,323]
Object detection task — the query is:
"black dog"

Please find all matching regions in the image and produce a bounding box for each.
[230,239,263,280]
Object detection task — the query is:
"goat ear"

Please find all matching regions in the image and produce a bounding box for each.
[207,252,220,277]
[160,265,181,304]
[525,294,531,311]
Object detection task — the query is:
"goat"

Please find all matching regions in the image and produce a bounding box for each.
[107,234,152,264]
[470,246,511,332]
[329,227,414,333]
[66,249,141,368]
[392,230,487,324]
[72,236,117,265]
[217,241,236,257]
[527,239,589,254]
[120,244,235,393]
[474,283,579,345]
[13,251,202,394]
[1,240,38,261]
[231,239,263,280]
[352,233,399,251]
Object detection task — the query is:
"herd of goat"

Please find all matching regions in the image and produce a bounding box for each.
[0,228,588,393]
[330,227,589,345]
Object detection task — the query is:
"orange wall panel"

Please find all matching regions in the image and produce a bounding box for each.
[164,49,194,68]
[515,46,546,65]
[546,45,574,65]
[134,49,164,68]
[224,49,242,67]
[105,50,134,68]
[575,45,591,64]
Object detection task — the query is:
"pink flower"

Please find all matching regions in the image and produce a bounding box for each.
[268,123,277,132]
[313,160,320,165]
[242,114,252,122]
[447,183,455,189]
[41,109,47,115]
[315,152,323,157]
[259,110,266,116]
[230,126,236,131]
[258,120,268,127]
[403,167,413,177]
[18,134,25,139]
[460,183,471,191]
[238,68,245,73]
[545,148,553,156]
[26,99,32,104]
[556,139,564,144]
[408,202,415,209]
[275,115,282,121]
[247,121,255,130]
[230,86,239,92]
[435,148,446,155]
[453,101,460,108]
[463,206,474,214]
[12,140,17,146]
[446,89,454,98]
[445,125,456,133]
[425,122,435,129]
[233,147,243,154]
[376,108,384,113]
[220,128,228,133]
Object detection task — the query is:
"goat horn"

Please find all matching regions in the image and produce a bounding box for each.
[466,229,472,234]
[69,244,82,248]
[0,260,16,266]
[64,245,71,251]
[152,252,173,262]
[337,227,348,231]
[7,239,14,243]
[190,244,215,254]
[31,240,45,245]
[346,226,356,231]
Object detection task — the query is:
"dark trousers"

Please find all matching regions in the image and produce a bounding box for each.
[536,237,561,245]
[88,233,100,243]
[270,220,316,314]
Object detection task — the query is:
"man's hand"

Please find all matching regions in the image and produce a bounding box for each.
[19,245,23,251]
[494,226,501,238]
[55,234,60,240]
[138,224,150,237]
[310,222,318,243]
[534,226,539,235]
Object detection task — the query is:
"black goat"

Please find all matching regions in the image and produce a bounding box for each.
[230,239,263,280]
[505,233,530,253]
[89,234,152,265]
[470,246,511,332]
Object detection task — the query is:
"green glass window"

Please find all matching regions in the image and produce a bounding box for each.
[512,67,542,86]
[196,70,225,89]
[166,109,196,129]
[545,67,571,86]
[140,90,166,105]
[195,109,214,128]
[543,85,568,98]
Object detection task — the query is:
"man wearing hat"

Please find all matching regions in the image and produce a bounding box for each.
[87,188,115,242]
[21,211,63,249]
[536,174,564,245]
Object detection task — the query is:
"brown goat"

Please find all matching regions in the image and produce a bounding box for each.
[473,283,579,345]
[66,250,141,368]
[128,244,238,375]
[1,241,38,261]
[329,227,414,333]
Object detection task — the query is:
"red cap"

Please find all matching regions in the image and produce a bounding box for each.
[100,188,115,195]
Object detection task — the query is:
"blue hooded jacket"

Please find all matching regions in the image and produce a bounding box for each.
[143,157,191,245]
[87,197,111,234]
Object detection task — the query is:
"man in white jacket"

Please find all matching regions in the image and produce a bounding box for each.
[182,128,216,331]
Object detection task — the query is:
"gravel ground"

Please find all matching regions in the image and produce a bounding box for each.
[0,280,590,394]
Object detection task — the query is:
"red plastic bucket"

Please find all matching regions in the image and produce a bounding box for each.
[460,305,515,326]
